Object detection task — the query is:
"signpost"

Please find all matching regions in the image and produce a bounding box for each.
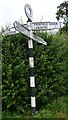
[2,4,47,115]
[23,4,47,115]
[2,3,64,115]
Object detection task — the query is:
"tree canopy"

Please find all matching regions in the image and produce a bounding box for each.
[56,1,68,24]
[56,1,68,32]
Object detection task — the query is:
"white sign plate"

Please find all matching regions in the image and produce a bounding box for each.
[33,34,47,45]
[13,21,47,45]
[13,21,30,38]
[32,22,64,30]
[2,30,17,36]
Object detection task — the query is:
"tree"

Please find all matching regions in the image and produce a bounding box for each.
[56,1,68,27]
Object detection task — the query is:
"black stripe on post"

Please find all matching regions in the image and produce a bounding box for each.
[31,87,35,96]
[30,67,34,76]
[28,48,33,57]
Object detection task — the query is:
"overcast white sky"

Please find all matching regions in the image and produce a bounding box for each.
[0,0,64,28]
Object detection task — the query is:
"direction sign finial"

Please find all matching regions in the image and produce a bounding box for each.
[24,4,33,22]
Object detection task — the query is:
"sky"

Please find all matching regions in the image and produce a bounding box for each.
[0,0,64,28]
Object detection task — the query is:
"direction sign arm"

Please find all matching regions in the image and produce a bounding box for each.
[13,21,31,38]
[2,27,17,36]
[13,21,47,45]
[33,34,47,45]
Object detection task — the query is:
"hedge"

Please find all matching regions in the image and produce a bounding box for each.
[2,32,67,115]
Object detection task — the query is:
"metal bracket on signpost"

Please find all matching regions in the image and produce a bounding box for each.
[2,4,47,115]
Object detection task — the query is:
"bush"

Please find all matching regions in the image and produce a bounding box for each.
[2,32,67,115]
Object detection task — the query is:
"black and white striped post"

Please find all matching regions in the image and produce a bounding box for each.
[24,4,36,115]
[2,3,47,115]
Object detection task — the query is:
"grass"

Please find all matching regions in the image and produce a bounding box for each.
[34,95,67,118]
[2,95,68,119]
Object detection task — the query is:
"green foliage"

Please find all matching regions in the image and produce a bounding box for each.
[2,32,67,115]
[2,34,30,115]
[0,35,2,120]
[34,32,67,109]
[56,1,68,32]
[34,96,67,118]
[56,1,68,23]
[60,26,68,33]
[2,96,67,118]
